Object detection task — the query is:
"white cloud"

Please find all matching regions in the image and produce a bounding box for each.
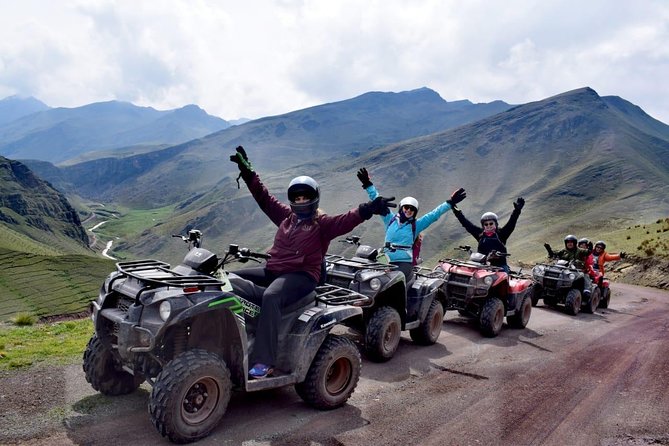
[0,0,668,123]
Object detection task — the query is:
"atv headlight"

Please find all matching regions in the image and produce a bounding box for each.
[369,278,382,291]
[568,273,576,280]
[532,265,544,278]
[483,276,494,286]
[159,301,172,321]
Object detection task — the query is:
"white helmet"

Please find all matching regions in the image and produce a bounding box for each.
[399,196,419,212]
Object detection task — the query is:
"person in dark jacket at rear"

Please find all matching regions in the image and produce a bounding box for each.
[230,146,393,379]
[451,198,525,272]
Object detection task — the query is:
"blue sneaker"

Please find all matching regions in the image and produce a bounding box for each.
[249,363,273,379]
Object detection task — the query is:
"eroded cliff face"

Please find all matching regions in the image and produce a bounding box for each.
[0,156,88,248]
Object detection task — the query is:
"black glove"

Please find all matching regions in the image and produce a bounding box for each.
[447,188,467,207]
[229,146,254,183]
[359,196,396,220]
[544,243,554,258]
[587,241,593,253]
[514,197,525,211]
[620,251,627,259]
[356,167,373,189]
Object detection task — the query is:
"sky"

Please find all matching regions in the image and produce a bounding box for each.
[1,0,668,124]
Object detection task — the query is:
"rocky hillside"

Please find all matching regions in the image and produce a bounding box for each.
[0,156,89,254]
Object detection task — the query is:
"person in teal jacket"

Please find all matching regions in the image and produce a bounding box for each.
[356,167,466,280]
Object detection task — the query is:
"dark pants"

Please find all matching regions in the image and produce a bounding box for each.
[391,261,414,282]
[234,267,316,366]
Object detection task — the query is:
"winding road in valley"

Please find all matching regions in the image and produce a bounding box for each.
[2,283,668,445]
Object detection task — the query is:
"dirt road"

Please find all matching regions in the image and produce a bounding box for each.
[2,283,668,445]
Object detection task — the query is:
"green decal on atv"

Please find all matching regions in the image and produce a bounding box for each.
[208,296,243,314]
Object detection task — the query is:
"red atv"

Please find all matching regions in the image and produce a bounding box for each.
[435,246,534,337]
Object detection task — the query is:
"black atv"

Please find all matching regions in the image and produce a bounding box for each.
[83,230,368,443]
[531,259,600,315]
[324,235,446,362]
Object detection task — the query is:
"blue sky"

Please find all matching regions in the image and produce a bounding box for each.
[1,0,668,124]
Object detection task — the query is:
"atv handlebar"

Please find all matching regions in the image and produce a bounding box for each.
[383,241,412,252]
[226,244,271,262]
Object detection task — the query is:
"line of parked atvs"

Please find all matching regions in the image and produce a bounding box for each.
[83,230,611,443]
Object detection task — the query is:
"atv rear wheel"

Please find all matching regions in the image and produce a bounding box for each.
[480,297,504,337]
[599,287,611,309]
[507,294,532,329]
[295,334,361,410]
[410,299,444,345]
[149,349,231,444]
[565,289,582,316]
[365,306,402,362]
[83,335,143,396]
[583,287,601,314]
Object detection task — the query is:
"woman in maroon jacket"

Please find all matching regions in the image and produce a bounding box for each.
[230,146,392,378]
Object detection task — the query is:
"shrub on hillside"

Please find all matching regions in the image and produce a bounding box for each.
[13,313,36,326]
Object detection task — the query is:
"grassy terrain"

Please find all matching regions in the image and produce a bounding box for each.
[0,248,114,322]
[0,318,93,370]
[0,224,64,256]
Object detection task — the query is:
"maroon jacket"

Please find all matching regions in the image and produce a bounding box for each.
[246,173,365,282]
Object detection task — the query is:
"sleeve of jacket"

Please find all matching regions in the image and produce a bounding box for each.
[415,201,452,233]
[452,207,481,240]
[246,173,291,227]
[498,208,521,243]
[603,253,622,262]
[366,184,394,226]
[320,209,366,241]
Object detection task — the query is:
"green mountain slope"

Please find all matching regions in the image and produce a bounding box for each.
[115,87,669,267]
[26,88,511,207]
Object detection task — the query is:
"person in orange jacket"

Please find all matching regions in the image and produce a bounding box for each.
[592,240,627,277]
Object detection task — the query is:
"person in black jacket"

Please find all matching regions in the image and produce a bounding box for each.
[451,198,525,272]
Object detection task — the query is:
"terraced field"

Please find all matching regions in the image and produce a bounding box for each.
[0,248,114,321]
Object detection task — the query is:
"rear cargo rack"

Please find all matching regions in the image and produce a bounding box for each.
[316,284,370,306]
[115,259,225,288]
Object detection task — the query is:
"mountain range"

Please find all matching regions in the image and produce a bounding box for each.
[3,86,669,267]
[0,96,230,164]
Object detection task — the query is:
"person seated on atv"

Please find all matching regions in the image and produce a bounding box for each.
[449,197,525,273]
[231,147,393,379]
[592,240,627,279]
[577,237,601,289]
[545,235,596,296]
[356,167,466,280]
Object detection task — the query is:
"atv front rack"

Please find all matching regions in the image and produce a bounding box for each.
[115,259,225,288]
[325,254,398,271]
[437,258,506,272]
[414,266,447,279]
[316,284,371,306]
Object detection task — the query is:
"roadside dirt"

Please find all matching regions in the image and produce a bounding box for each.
[1,283,668,445]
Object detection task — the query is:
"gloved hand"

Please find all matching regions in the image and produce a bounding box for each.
[514,197,525,211]
[620,251,627,259]
[356,167,373,189]
[229,146,254,180]
[359,196,396,220]
[544,243,554,258]
[447,188,467,207]
[587,241,593,253]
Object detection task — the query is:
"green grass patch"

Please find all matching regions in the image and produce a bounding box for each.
[0,248,114,322]
[0,318,93,370]
[93,205,175,238]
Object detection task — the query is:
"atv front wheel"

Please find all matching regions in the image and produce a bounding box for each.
[410,299,444,345]
[83,335,143,396]
[295,334,361,410]
[531,284,542,307]
[480,297,505,337]
[565,289,582,316]
[365,306,402,362]
[507,294,532,329]
[583,287,601,314]
[149,349,231,444]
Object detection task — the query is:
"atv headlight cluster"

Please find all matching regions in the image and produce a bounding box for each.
[369,278,382,291]
[567,272,576,280]
[159,301,172,321]
[532,265,545,280]
[483,276,494,286]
